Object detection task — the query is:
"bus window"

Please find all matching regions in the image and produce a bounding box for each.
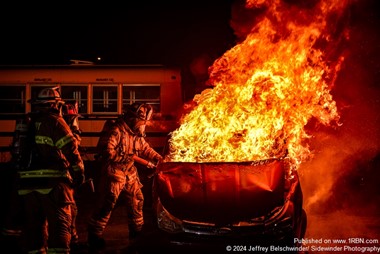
[123,84,161,113]
[61,85,88,114]
[92,85,118,113]
[0,85,26,114]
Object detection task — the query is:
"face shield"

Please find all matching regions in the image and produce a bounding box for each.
[132,104,153,137]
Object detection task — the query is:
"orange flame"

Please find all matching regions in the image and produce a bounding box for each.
[166,0,349,170]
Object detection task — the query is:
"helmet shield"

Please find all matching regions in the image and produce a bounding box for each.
[123,103,153,137]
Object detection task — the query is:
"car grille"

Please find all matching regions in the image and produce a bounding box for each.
[180,215,293,239]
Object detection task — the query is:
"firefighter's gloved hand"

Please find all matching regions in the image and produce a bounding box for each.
[72,172,85,188]
[146,161,156,169]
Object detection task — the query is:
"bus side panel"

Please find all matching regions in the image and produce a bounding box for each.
[0,120,16,162]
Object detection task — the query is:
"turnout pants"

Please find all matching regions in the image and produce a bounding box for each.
[88,163,144,237]
[19,183,74,254]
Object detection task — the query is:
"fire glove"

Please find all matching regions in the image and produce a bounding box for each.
[146,161,156,169]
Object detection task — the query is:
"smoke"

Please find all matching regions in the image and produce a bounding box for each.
[189,54,214,94]
[297,0,380,241]
[301,0,380,209]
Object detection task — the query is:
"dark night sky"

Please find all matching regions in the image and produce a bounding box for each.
[0,1,236,67]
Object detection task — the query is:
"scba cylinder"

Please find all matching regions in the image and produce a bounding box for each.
[12,117,31,169]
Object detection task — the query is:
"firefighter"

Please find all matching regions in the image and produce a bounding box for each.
[17,87,85,254]
[87,102,162,249]
[62,100,82,247]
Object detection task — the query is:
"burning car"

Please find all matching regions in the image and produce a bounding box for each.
[150,154,307,251]
[144,0,351,250]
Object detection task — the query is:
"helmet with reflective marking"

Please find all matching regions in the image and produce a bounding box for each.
[123,103,153,121]
[122,103,153,137]
[29,87,64,105]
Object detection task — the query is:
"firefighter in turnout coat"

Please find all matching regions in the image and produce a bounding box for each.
[17,87,85,254]
[87,103,162,249]
[62,100,82,246]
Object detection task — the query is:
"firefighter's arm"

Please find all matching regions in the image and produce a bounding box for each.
[133,154,156,168]
[61,140,85,187]
[139,138,163,163]
[57,121,85,187]
[103,128,124,162]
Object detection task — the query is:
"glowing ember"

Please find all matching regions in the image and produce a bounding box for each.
[166,0,348,170]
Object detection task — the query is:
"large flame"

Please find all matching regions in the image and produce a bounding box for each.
[166,0,350,170]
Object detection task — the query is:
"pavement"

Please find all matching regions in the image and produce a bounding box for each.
[0,161,169,254]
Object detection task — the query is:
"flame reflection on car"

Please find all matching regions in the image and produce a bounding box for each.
[149,156,307,251]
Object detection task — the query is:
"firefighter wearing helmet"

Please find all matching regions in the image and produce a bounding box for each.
[16,87,85,253]
[87,102,162,249]
[62,100,83,247]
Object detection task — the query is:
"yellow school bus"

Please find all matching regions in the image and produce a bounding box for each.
[0,64,183,162]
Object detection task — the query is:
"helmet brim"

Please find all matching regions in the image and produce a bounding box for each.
[28,98,65,105]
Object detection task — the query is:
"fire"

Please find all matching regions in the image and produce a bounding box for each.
[166,0,349,170]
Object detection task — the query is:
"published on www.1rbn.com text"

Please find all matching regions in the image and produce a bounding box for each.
[224,237,380,252]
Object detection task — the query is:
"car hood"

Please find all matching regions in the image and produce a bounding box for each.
[154,158,285,225]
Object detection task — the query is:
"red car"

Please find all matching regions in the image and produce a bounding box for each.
[150,157,307,251]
